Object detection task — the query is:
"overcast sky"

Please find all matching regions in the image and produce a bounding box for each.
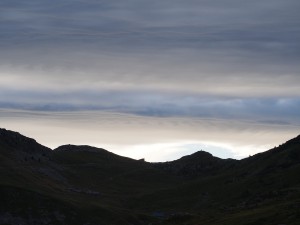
[1,0,299,161]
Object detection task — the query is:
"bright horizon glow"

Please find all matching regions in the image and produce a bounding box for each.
[1,109,298,162]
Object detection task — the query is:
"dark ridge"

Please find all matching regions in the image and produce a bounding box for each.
[174,150,219,162]
[274,134,300,151]
[53,144,137,162]
[1,128,300,225]
[153,150,237,177]
[0,128,51,154]
[242,134,300,162]
[238,134,300,177]
[54,144,107,153]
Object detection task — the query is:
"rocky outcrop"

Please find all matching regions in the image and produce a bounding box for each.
[0,128,52,163]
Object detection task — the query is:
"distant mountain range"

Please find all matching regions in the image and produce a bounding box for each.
[1,128,300,225]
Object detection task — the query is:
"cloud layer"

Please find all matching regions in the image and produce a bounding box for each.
[1,0,299,160]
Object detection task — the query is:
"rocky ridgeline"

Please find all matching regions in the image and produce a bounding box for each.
[54,144,107,153]
[53,144,136,162]
[153,150,237,177]
[0,128,51,161]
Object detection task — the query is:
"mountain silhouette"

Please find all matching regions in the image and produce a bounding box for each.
[1,128,300,225]
[153,150,237,177]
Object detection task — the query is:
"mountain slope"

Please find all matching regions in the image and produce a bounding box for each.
[130,136,300,224]
[0,128,179,225]
[153,150,237,177]
[1,128,300,225]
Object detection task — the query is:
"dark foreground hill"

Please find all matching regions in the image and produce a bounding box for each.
[1,128,300,225]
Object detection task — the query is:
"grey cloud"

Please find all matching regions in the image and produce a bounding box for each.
[1,0,299,94]
[0,2,299,111]
[1,0,299,56]
[1,0,300,161]
[1,88,300,126]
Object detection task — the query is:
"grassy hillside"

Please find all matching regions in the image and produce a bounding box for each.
[1,128,300,225]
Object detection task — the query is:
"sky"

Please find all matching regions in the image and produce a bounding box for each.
[0,0,300,162]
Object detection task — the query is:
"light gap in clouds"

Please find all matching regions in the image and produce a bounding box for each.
[0,109,299,161]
